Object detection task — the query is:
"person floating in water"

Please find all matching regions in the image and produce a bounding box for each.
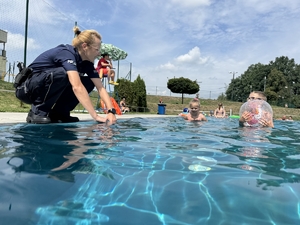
[178,108,189,117]
[239,91,274,128]
[277,115,287,120]
[277,115,293,121]
[214,103,225,118]
[182,99,207,121]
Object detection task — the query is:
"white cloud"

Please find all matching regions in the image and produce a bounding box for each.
[6,33,40,51]
[170,0,211,8]
[242,0,300,13]
[0,1,26,25]
[175,47,208,65]
[160,62,177,70]
[0,0,68,26]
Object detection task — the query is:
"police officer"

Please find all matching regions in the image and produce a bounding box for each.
[16,26,117,124]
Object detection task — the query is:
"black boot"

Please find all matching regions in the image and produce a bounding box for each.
[49,111,79,123]
[26,110,51,124]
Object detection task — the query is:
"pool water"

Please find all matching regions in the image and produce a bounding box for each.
[0,117,300,225]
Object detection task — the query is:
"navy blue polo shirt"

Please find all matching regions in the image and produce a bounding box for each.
[28,44,99,79]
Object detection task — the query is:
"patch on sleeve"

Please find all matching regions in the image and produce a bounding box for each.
[67,60,77,66]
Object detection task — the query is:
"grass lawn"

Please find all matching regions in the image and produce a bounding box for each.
[1,80,299,120]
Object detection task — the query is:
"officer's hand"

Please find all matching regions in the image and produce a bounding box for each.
[106,113,117,124]
[95,115,108,123]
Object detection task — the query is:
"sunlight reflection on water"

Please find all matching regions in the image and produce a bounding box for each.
[0,117,300,224]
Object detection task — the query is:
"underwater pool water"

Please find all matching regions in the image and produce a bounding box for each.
[0,117,300,225]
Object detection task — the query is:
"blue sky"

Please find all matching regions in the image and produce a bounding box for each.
[1,0,300,99]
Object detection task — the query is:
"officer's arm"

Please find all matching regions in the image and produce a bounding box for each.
[67,71,107,122]
[91,78,117,123]
[91,78,113,109]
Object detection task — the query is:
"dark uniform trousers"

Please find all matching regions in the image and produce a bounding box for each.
[16,67,94,117]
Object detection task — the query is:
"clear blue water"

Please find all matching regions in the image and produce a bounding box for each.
[0,117,300,225]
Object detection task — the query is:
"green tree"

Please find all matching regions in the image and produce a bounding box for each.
[226,56,300,107]
[114,76,147,111]
[217,93,226,101]
[269,56,300,107]
[265,69,288,106]
[132,75,147,111]
[227,63,271,102]
[114,78,133,105]
[167,77,199,104]
[268,69,287,96]
[269,56,296,83]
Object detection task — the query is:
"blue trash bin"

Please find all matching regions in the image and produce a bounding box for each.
[157,103,166,114]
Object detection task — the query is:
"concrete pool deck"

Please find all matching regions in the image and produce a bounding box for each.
[0,112,176,124]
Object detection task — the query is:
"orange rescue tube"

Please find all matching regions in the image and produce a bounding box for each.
[100,97,122,115]
[111,97,122,115]
[100,99,107,114]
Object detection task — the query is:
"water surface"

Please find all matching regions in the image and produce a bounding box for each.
[0,117,299,225]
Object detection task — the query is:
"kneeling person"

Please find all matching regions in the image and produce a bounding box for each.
[15,26,117,124]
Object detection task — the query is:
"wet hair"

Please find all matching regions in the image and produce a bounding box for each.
[72,26,102,49]
[251,91,267,101]
[189,98,200,108]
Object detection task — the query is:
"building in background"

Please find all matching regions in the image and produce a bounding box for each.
[0,29,7,80]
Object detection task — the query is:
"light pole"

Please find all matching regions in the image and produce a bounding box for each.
[229,71,238,101]
[264,76,266,92]
[167,77,171,96]
[196,80,202,98]
[229,71,238,80]
[24,0,30,66]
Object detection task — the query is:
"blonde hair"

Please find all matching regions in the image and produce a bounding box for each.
[189,99,200,108]
[72,26,102,48]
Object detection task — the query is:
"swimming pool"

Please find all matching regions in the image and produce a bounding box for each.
[0,117,299,225]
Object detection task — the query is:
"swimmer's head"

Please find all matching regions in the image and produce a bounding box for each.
[248,91,267,101]
[189,99,200,112]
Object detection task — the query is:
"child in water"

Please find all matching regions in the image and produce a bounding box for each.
[239,91,274,128]
[182,99,207,121]
[214,102,226,118]
[178,108,189,117]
